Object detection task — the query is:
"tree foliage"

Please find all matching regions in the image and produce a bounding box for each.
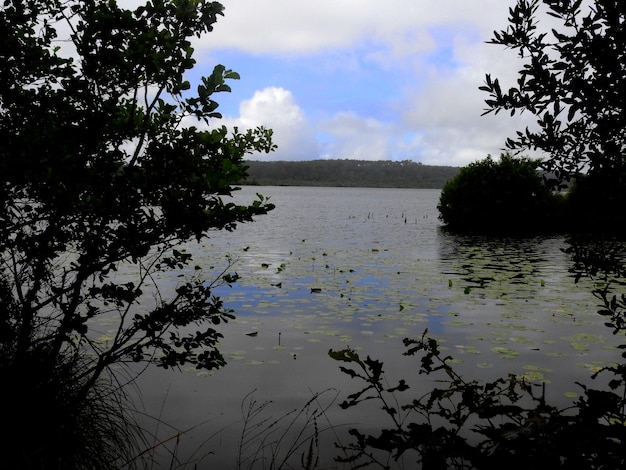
[442,0,626,233]
[243,160,460,189]
[481,0,625,193]
[437,154,560,232]
[0,0,274,466]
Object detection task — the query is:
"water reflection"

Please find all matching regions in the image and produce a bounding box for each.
[433,230,626,394]
[438,230,569,289]
[131,187,626,468]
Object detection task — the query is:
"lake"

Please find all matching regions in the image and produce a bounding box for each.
[129,186,624,469]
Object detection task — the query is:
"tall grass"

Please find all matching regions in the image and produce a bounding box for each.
[1,340,346,470]
[1,345,143,470]
[235,388,342,470]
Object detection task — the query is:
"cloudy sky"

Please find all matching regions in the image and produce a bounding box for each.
[186,0,543,167]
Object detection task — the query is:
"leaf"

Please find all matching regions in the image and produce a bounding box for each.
[224,70,240,80]
[387,379,409,393]
[329,348,362,365]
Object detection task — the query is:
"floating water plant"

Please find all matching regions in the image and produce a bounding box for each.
[491,347,519,359]
[455,345,481,354]
[228,351,247,361]
[516,370,548,383]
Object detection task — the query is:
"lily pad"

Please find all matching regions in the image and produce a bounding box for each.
[491,347,519,359]
[516,371,549,383]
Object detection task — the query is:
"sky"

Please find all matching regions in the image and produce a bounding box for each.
[184,0,545,167]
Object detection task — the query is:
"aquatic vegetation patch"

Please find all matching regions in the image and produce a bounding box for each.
[516,370,549,383]
[563,332,606,352]
[202,211,620,394]
[228,351,247,361]
[455,345,481,354]
[443,320,474,328]
[491,347,520,359]
[509,336,535,345]
[486,322,543,332]
[545,352,566,357]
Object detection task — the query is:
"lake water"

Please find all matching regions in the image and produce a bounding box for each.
[130,186,624,469]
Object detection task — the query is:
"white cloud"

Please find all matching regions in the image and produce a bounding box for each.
[190,0,561,166]
[47,0,577,167]
[223,87,319,160]
[218,42,543,166]
[318,112,390,160]
[397,32,548,166]
[204,0,513,56]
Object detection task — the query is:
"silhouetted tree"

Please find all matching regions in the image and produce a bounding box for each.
[0,1,274,467]
[481,0,625,225]
[437,154,560,231]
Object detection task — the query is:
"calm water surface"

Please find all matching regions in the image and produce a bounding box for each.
[132,186,623,468]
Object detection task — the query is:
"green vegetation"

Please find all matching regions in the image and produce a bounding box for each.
[437,154,562,232]
[480,0,625,230]
[440,0,626,234]
[242,159,459,188]
[0,0,273,467]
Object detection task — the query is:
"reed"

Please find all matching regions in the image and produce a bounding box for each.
[1,347,143,470]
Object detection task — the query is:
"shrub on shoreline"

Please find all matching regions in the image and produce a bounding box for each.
[437,154,563,233]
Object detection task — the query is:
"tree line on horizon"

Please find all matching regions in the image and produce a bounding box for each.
[241,159,460,189]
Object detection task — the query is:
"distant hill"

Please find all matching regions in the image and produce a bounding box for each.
[241,159,460,189]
